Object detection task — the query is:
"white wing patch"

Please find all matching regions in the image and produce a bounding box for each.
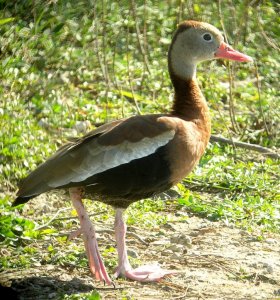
[48,130,175,187]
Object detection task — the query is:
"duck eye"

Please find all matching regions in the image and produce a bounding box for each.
[203,33,212,42]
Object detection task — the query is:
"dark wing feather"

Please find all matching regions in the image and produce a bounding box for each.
[14,119,122,205]
[14,115,175,206]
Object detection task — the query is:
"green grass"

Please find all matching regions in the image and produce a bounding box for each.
[0,1,279,294]
[178,144,279,232]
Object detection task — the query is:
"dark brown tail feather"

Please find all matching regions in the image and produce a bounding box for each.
[12,195,37,207]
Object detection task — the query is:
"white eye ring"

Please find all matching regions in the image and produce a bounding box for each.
[202,33,213,42]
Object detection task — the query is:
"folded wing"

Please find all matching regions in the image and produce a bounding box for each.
[15,115,175,204]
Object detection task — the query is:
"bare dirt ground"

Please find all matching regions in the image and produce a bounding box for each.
[1,193,280,300]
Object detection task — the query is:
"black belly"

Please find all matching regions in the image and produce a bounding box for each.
[80,146,172,208]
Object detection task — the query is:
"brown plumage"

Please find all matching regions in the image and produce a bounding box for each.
[13,20,252,285]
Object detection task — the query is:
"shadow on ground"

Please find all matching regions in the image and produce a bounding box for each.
[1,276,95,300]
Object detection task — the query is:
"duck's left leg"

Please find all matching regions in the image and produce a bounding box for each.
[114,208,176,282]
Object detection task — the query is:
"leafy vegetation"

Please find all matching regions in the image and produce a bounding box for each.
[179,144,279,232]
[0,0,279,298]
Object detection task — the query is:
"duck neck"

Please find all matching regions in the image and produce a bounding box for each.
[168,63,211,139]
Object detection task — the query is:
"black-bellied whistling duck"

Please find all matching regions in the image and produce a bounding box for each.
[13,21,252,285]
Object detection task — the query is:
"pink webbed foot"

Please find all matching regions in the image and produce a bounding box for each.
[115,264,176,282]
[69,188,113,286]
[114,208,176,282]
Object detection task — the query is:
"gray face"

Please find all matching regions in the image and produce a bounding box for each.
[169,23,224,79]
[176,27,224,63]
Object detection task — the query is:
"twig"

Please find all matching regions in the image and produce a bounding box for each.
[227,62,241,133]
[95,229,149,246]
[254,62,270,136]
[256,7,280,52]
[60,227,149,246]
[210,135,279,159]
[127,231,149,246]
[217,0,229,44]
[172,290,189,300]
[217,0,239,134]
[177,0,184,24]
[190,254,239,278]
[35,210,108,230]
[55,210,108,221]
[186,0,195,19]
[111,30,125,118]
[35,208,69,230]
[101,0,111,87]
[240,0,250,45]
[125,25,141,115]
[131,0,151,74]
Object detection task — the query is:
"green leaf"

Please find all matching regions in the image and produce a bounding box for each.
[0,18,16,26]
[86,291,101,300]
[113,89,145,101]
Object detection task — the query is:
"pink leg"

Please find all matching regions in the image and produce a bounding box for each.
[114,208,176,282]
[69,187,113,285]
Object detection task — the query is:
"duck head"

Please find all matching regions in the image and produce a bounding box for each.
[169,20,253,79]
